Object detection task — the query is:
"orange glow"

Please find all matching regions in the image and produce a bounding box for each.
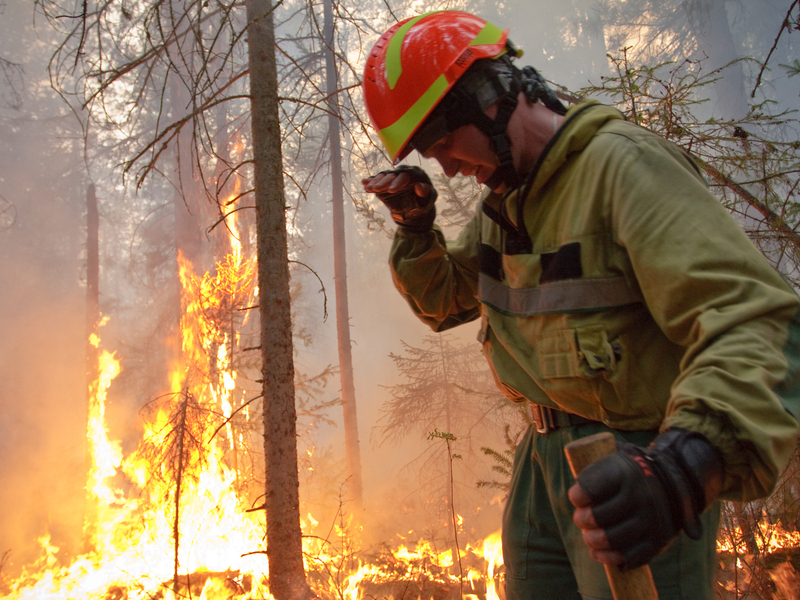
[4,241,506,598]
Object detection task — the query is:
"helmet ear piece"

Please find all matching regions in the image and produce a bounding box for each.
[520,66,567,115]
[505,38,524,60]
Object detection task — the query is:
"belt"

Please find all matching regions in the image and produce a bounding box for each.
[530,403,596,434]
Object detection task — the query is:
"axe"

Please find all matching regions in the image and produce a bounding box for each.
[565,432,659,600]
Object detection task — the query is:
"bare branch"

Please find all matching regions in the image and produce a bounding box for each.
[751,0,800,98]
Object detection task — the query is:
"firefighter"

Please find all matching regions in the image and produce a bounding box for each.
[361,10,800,600]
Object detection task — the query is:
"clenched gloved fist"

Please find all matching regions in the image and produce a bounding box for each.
[362,165,437,233]
[569,429,724,571]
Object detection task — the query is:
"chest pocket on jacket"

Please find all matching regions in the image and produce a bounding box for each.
[539,325,622,379]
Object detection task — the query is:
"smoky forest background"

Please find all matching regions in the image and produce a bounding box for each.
[0,0,799,599]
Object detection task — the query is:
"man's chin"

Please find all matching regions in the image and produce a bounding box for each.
[479,169,506,193]
[484,178,506,194]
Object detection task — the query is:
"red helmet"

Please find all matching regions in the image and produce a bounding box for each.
[363,11,510,163]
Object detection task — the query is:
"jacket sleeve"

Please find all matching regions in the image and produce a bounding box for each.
[606,128,800,501]
[389,214,483,332]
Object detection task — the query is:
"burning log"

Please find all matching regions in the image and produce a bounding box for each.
[769,560,800,600]
[96,570,253,600]
[162,569,251,598]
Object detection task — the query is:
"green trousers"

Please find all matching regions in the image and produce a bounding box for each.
[502,422,720,600]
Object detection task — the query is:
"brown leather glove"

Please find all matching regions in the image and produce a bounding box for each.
[371,166,437,233]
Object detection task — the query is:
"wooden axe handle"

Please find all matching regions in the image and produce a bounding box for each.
[565,431,659,600]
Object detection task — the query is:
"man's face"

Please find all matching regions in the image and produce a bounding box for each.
[421,123,503,192]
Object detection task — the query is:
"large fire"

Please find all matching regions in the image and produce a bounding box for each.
[0,214,506,599]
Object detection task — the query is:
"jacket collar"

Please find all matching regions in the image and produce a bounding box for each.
[481,100,625,225]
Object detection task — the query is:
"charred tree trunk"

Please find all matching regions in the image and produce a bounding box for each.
[167,71,204,397]
[246,1,311,598]
[323,0,363,512]
[171,74,205,271]
[85,183,99,384]
[732,501,760,556]
[172,391,190,590]
[83,182,99,551]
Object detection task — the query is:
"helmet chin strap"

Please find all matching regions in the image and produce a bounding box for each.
[471,73,522,192]
[467,62,568,193]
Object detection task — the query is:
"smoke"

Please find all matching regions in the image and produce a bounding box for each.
[0,203,86,576]
[0,4,87,576]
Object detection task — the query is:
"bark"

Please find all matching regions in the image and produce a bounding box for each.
[166,0,204,271]
[323,0,363,512]
[246,1,311,598]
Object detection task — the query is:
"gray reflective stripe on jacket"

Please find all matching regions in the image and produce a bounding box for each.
[478,273,641,315]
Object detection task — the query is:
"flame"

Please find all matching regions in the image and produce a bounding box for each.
[717,515,800,556]
[85,348,122,504]
[4,239,508,599]
[481,530,504,600]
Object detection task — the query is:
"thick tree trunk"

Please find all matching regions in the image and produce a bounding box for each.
[323,0,363,512]
[684,0,748,119]
[246,1,311,598]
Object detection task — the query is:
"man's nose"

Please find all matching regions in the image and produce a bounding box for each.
[438,157,458,178]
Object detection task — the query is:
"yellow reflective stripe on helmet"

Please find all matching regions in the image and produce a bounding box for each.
[386,14,503,90]
[386,14,430,90]
[469,21,505,49]
[378,74,449,160]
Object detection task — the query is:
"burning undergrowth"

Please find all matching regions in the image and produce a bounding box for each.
[0,231,506,599]
[715,502,800,600]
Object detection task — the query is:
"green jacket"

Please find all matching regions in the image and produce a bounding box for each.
[390,101,800,501]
